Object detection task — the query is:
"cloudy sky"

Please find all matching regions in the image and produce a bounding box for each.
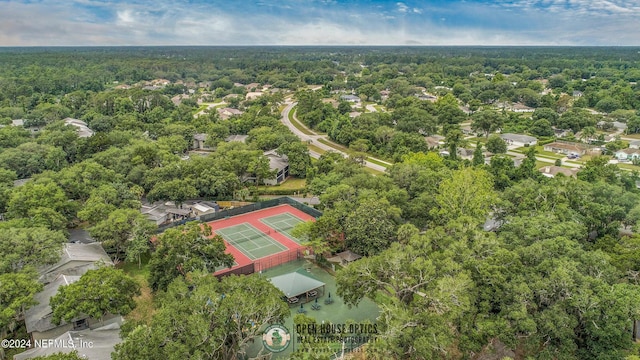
[1,0,639,46]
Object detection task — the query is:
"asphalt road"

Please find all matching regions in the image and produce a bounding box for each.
[280,101,388,172]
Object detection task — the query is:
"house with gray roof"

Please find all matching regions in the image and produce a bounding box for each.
[225,134,248,143]
[39,243,113,285]
[539,165,580,178]
[217,107,244,120]
[140,201,192,226]
[629,140,640,149]
[500,133,538,147]
[192,133,210,150]
[16,319,122,360]
[24,273,121,341]
[241,150,290,185]
[263,150,290,185]
[340,94,361,103]
[63,118,94,138]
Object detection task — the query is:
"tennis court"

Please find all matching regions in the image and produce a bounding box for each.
[215,223,288,260]
[260,213,306,244]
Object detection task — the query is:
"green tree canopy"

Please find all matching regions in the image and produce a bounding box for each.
[148,223,233,292]
[50,266,140,325]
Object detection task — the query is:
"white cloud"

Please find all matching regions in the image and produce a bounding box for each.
[0,0,639,45]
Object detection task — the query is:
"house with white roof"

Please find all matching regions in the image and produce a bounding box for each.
[63,118,94,138]
[500,133,538,147]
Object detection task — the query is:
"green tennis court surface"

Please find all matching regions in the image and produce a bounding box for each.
[260,213,306,244]
[216,223,287,260]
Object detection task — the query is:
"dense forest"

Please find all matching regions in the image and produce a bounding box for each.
[1,47,640,360]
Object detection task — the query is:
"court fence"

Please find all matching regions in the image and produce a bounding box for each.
[200,197,323,222]
[156,197,321,233]
[214,262,255,279]
[214,247,311,278]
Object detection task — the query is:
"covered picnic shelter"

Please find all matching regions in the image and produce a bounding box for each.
[327,250,362,265]
[269,271,325,304]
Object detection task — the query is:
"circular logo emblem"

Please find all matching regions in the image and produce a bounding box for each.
[262,324,291,353]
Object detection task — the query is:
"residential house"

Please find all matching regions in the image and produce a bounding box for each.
[63,118,94,138]
[217,107,244,120]
[191,202,219,217]
[348,111,361,118]
[244,83,260,91]
[192,133,210,150]
[223,94,240,101]
[141,202,192,226]
[245,92,263,101]
[15,323,122,360]
[11,119,24,126]
[39,243,113,285]
[322,98,339,108]
[417,94,437,102]
[572,90,583,97]
[629,140,640,149]
[461,125,475,135]
[340,94,361,103]
[457,148,475,160]
[26,269,121,342]
[543,141,588,156]
[597,121,627,131]
[424,135,445,149]
[615,148,640,161]
[264,150,290,185]
[553,128,572,138]
[171,94,191,106]
[225,134,248,143]
[508,103,535,113]
[539,166,580,178]
[500,133,538,147]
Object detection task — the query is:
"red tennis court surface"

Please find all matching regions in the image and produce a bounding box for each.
[207,204,315,277]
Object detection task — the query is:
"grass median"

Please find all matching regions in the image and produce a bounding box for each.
[288,106,315,136]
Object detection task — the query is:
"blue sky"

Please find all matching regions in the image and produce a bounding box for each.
[1,0,639,46]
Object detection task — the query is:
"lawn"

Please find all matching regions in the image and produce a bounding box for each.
[616,163,640,171]
[118,254,155,325]
[307,144,327,155]
[288,107,314,136]
[529,146,565,159]
[316,138,392,166]
[366,157,391,168]
[257,178,306,191]
[623,133,640,140]
[364,167,385,176]
[317,138,347,151]
[536,160,551,169]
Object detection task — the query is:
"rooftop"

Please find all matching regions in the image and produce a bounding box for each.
[500,133,537,143]
[539,165,580,178]
[225,134,248,143]
[39,243,112,282]
[25,275,81,333]
[264,150,289,171]
[15,321,122,360]
[268,271,325,298]
[63,118,94,138]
